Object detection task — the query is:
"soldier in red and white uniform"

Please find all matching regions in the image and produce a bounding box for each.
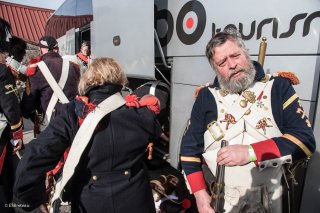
[180,29,316,213]
[76,40,91,74]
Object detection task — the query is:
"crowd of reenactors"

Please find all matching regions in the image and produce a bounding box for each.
[0,17,176,213]
[0,15,316,213]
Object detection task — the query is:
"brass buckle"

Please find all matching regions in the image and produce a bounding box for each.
[207,120,224,141]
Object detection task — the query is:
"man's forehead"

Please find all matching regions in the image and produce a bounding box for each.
[213,41,242,57]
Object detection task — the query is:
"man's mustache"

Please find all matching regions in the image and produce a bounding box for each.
[228,67,246,80]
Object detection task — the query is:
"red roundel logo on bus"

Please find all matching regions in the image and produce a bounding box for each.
[155,1,206,46]
[176,1,206,45]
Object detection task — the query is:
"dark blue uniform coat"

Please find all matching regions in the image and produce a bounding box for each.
[21,52,80,120]
[14,84,161,213]
[180,62,316,193]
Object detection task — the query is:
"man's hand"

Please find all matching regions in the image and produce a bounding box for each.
[217,144,250,166]
[194,189,215,213]
[12,139,23,154]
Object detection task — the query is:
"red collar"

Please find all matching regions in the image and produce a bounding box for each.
[76,52,89,63]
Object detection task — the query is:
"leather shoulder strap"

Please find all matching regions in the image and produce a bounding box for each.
[49,93,125,210]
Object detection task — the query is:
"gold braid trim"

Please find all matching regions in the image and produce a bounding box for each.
[180,156,201,163]
[282,134,312,157]
[283,94,298,110]
[11,119,22,130]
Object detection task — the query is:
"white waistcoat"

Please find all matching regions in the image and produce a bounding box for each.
[202,78,290,212]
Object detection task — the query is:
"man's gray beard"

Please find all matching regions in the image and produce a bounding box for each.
[217,62,256,94]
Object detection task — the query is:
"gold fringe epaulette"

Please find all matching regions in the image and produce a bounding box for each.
[273,71,300,85]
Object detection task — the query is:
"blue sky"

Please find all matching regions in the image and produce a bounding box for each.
[1,0,65,10]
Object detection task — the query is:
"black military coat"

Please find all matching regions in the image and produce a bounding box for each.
[0,63,21,159]
[0,63,22,213]
[21,52,80,120]
[14,84,161,213]
[0,64,21,128]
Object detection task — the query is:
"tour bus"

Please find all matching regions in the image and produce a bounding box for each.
[45,0,320,212]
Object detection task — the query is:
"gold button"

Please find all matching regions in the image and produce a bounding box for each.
[92,176,98,180]
[240,100,248,108]
[124,171,129,176]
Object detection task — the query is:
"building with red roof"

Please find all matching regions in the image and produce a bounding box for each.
[0,1,54,44]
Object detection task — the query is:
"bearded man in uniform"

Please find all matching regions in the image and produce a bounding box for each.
[180,29,316,213]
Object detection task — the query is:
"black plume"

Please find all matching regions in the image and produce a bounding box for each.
[0,18,12,52]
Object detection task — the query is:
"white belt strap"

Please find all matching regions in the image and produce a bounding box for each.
[49,92,125,212]
[204,80,270,150]
[137,81,170,96]
[149,81,170,95]
[37,60,69,104]
[149,81,159,95]
[37,60,69,124]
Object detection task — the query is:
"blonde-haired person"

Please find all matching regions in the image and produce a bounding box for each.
[78,57,127,95]
[14,57,162,213]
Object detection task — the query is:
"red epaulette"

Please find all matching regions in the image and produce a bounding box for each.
[125,94,140,108]
[273,71,300,85]
[125,94,160,115]
[194,82,212,98]
[26,56,42,76]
